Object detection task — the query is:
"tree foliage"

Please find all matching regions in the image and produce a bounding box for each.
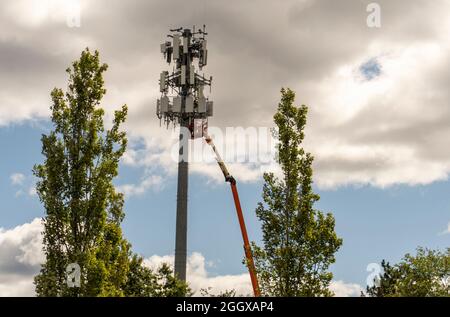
[124,255,191,297]
[252,88,342,297]
[34,49,188,297]
[365,247,449,297]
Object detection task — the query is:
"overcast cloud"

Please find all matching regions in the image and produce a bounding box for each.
[1,0,449,189]
[0,218,43,296]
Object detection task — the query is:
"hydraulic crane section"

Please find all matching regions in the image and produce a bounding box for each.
[204,135,261,297]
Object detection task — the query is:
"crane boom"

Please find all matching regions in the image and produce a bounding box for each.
[205,135,261,297]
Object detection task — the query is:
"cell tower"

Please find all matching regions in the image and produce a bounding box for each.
[157,26,213,282]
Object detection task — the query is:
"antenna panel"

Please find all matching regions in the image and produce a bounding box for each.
[189,65,195,85]
[185,96,194,113]
[198,97,207,113]
[173,96,182,112]
[181,65,186,85]
[183,36,189,54]
[160,71,168,92]
[206,101,213,117]
[160,96,170,113]
[173,35,180,59]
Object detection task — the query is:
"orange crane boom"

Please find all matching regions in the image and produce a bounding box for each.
[205,135,261,297]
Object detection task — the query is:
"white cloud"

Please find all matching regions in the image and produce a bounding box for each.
[0,275,37,297]
[330,280,363,297]
[10,173,25,186]
[117,174,164,197]
[440,222,450,235]
[9,174,38,198]
[144,252,253,296]
[2,0,450,190]
[308,42,450,188]
[3,0,84,28]
[144,253,361,297]
[28,186,37,197]
[0,218,44,297]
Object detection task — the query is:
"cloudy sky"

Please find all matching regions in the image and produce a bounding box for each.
[0,0,449,296]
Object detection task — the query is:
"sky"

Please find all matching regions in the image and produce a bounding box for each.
[0,0,449,296]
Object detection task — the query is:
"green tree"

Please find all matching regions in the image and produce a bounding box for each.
[252,88,342,297]
[365,247,449,297]
[200,288,245,297]
[34,48,188,297]
[124,255,191,297]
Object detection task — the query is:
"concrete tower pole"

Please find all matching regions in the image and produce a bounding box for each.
[174,117,189,281]
[174,28,191,282]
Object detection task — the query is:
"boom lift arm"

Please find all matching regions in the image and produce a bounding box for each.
[204,135,261,297]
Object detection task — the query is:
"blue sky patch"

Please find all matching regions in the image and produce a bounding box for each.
[359,58,382,81]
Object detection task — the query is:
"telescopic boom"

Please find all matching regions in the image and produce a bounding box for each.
[204,135,261,297]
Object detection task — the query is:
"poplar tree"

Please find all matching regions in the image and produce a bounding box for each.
[252,88,342,297]
[33,49,189,297]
